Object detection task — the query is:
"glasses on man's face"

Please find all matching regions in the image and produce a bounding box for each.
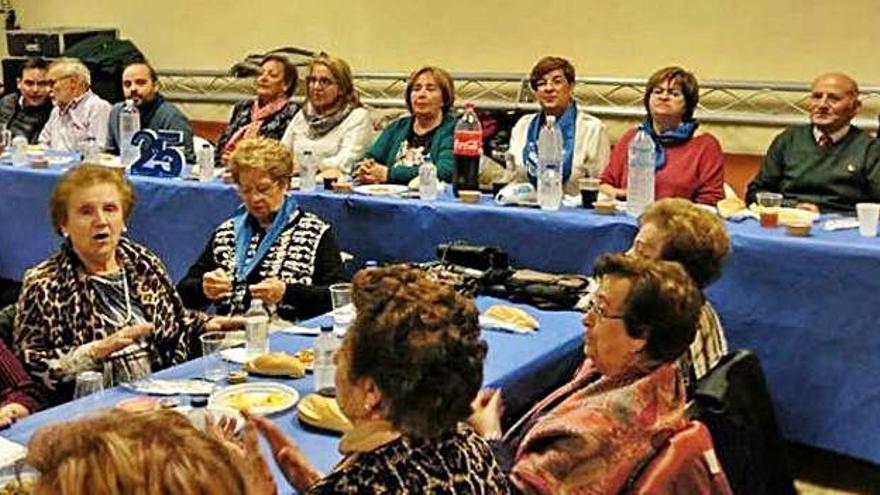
[585,297,624,322]
[47,75,73,88]
[306,76,336,88]
[238,180,280,198]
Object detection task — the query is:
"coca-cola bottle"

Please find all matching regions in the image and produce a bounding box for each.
[453,102,482,196]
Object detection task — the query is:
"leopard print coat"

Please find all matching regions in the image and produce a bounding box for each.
[14,238,207,401]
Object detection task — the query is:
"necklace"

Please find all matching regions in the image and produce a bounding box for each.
[90,266,133,328]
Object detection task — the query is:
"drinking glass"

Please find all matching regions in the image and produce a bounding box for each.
[200,332,229,381]
[756,192,783,228]
[329,283,354,336]
[73,370,105,399]
[856,203,880,237]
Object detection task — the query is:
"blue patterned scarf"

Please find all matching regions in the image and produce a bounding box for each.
[232,193,298,282]
[523,103,577,185]
[638,118,698,170]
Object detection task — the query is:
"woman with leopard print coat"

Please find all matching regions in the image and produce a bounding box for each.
[178,137,342,322]
[13,165,241,404]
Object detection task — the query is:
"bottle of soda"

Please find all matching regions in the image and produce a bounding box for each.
[537,115,563,211]
[626,130,656,217]
[244,298,270,357]
[119,99,141,166]
[419,156,439,201]
[452,102,482,196]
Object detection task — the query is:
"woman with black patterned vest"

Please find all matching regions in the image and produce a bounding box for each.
[178,137,342,322]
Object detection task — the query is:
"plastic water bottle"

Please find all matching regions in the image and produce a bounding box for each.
[11,136,28,167]
[197,144,214,181]
[300,150,317,192]
[537,115,563,211]
[119,99,141,166]
[244,298,270,357]
[419,156,439,200]
[626,130,656,216]
[452,102,482,196]
[313,325,340,396]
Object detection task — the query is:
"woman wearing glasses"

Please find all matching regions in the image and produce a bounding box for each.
[599,66,725,205]
[178,137,342,322]
[281,54,373,175]
[508,56,611,195]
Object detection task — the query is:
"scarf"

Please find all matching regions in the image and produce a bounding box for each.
[523,102,577,185]
[303,101,355,139]
[232,193,299,282]
[223,97,290,155]
[638,118,699,170]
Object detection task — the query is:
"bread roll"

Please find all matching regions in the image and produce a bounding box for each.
[483,305,539,329]
[247,353,306,377]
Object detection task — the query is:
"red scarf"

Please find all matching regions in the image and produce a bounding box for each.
[222,97,289,155]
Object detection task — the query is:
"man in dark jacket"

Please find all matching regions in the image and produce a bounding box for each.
[0,57,53,143]
[106,61,195,162]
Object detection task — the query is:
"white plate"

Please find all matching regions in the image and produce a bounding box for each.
[122,378,215,396]
[209,382,299,415]
[353,184,408,196]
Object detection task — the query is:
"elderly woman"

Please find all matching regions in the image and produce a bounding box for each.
[178,137,342,321]
[509,56,611,195]
[14,165,239,403]
[27,410,270,494]
[215,54,299,165]
[356,66,456,184]
[0,340,42,428]
[228,266,509,494]
[470,255,705,494]
[600,66,725,205]
[631,198,730,383]
[281,54,373,175]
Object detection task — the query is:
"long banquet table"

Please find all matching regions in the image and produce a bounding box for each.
[1,298,585,492]
[1,165,880,464]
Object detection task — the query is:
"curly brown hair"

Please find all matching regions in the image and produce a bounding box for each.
[50,164,135,235]
[27,410,251,495]
[227,137,294,184]
[594,254,704,363]
[347,265,486,439]
[640,198,730,289]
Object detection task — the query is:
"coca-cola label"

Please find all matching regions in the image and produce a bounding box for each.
[454,130,481,157]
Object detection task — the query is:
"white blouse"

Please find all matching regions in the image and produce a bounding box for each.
[281,106,374,175]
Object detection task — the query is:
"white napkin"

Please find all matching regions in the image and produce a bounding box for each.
[0,437,26,468]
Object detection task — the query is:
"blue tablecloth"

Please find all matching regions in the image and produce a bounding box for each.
[1,297,584,492]
[2,164,880,464]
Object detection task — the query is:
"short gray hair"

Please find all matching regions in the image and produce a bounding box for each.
[49,58,91,86]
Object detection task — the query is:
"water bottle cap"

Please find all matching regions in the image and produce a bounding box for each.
[464,101,475,109]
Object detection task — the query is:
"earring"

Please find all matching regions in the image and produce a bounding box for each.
[122,225,128,234]
[62,231,70,239]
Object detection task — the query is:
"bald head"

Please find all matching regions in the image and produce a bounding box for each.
[808,72,861,134]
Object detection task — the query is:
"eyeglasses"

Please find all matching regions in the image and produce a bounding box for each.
[306,76,336,88]
[47,75,74,87]
[535,76,569,90]
[238,180,281,198]
[585,297,624,321]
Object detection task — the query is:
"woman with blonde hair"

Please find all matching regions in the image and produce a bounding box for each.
[179,137,342,321]
[281,54,373,174]
[27,409,271,494]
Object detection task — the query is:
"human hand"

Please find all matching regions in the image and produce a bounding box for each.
[598,183,626,200]
[205,315,247,333]
[468,388,504,439]
[250,278,286,305]
[206,414,278,495]
[248,413,323,492]
[203,269,233,300]
[91,324,152,359]
[795,202,820,213]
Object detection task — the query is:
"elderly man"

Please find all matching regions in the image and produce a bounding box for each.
[106,61,195,162]
[38,58,112,152]
[746,72,880,212]
[0,57,53,143]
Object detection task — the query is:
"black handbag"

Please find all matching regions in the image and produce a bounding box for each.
[436,242,509,271]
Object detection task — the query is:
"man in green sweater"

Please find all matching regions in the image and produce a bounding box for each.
[746,73,880,212]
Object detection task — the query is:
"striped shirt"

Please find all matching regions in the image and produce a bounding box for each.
[38,90,111,152]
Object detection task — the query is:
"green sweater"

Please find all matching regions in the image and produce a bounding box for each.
[366,113,456,184]
[746,125,880,211]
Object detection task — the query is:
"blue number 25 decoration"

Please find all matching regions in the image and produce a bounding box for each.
[129,129,185,178]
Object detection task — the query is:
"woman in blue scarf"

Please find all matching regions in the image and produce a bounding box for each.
[599,66,725,205]
[508,56,611,195]
[178,137,343,322]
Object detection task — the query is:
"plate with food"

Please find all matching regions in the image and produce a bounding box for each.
[209,382,299,415]
[244,352,308,378]
[748,204,820,225]
[297,393,352,434]
[352,184,408,196]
